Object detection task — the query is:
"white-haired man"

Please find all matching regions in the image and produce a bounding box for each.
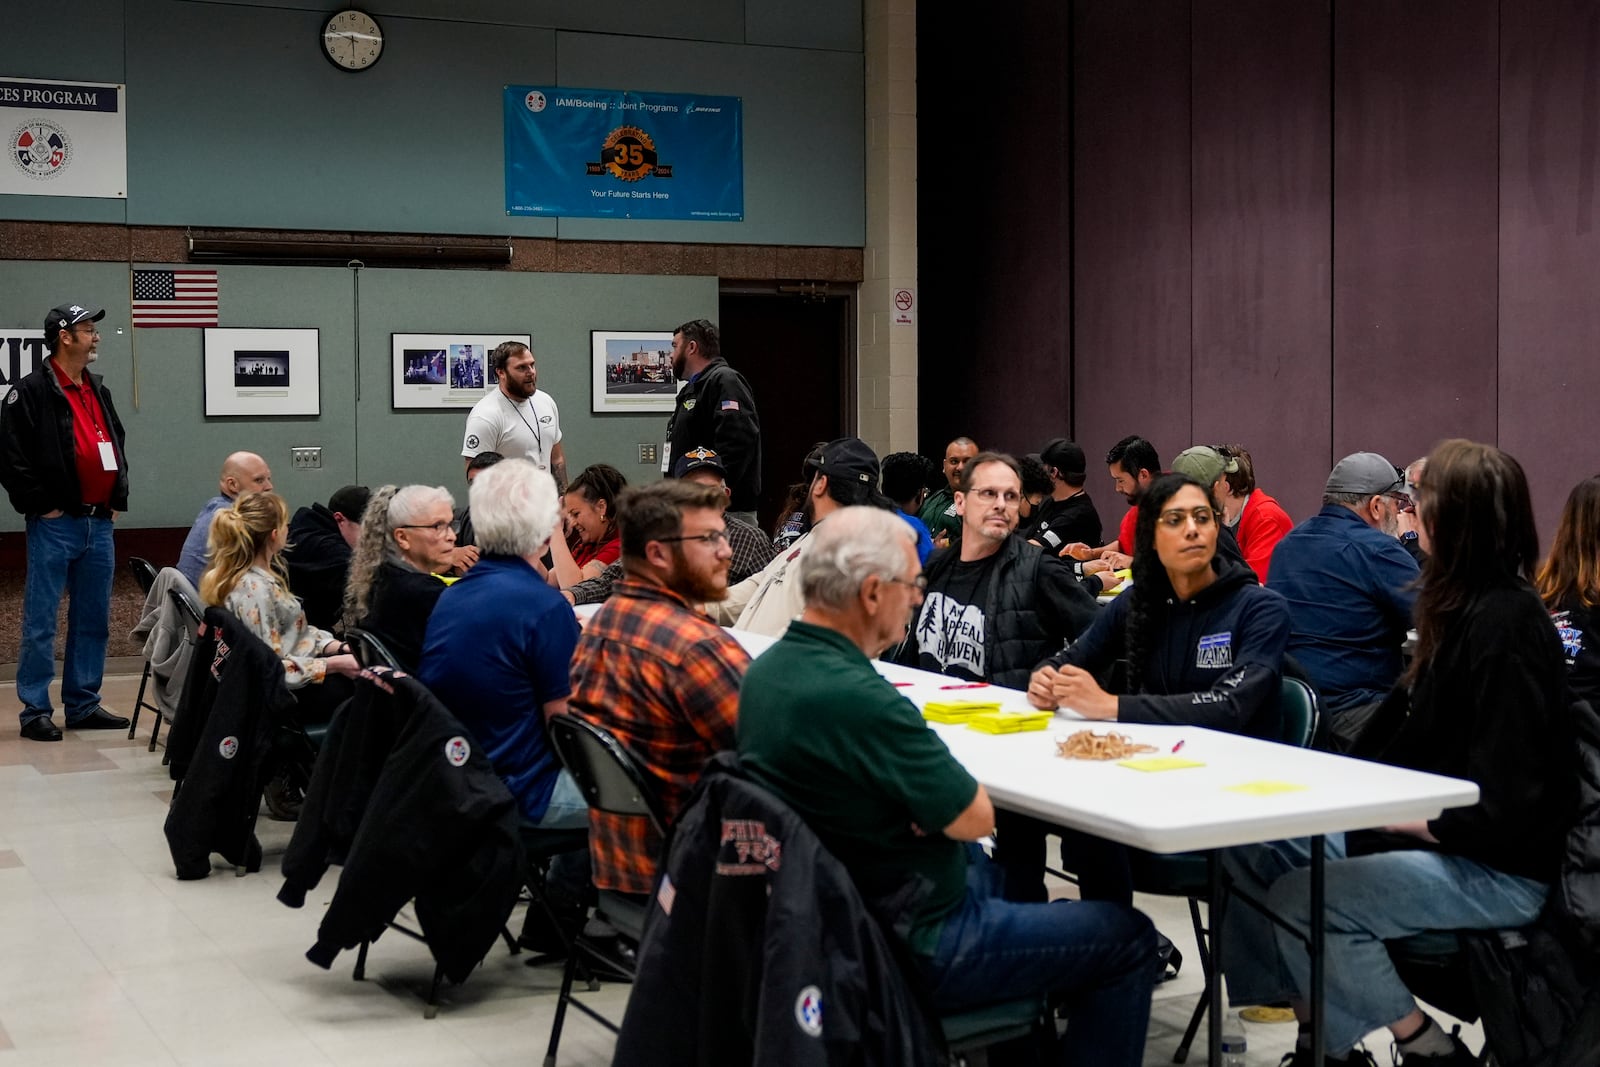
[738,507,1159,1067]
[417,458,585,829]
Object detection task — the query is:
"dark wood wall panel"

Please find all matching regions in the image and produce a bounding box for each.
[1189,0,1332,522]
[1331,0,1500,467]
[1497,0,1600,539]
[1071,0,1193,470]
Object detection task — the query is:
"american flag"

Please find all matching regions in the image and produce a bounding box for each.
[131,269,219,328]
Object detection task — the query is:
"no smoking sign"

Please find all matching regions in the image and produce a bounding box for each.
[893,287,915,326]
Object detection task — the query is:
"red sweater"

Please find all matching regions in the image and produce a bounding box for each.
[1237,489,1292,582]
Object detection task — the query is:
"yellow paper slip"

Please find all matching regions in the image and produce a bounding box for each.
[966,711,1054,734]
[922,701,1002,723]
[1117,756,1207,772]
[1224,781,1309,796]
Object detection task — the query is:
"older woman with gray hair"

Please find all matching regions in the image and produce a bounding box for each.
[341,483,456,670]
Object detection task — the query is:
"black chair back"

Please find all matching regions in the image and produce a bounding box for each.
[166,585,204,629]
[129,556,159,596]
[346,627,402,671]
[548,714,669,838]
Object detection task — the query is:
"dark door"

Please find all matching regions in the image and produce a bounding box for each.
[717,289,852,533]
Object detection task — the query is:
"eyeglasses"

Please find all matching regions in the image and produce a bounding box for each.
[657,529,729,547]
[1158,507,1218,529]
[885,574,928,591]
[398,520,458,534]
[965,487,1021,507]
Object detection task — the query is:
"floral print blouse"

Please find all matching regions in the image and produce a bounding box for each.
[225,566,337,688]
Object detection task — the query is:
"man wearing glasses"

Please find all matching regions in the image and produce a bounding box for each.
[896,452,1103,690]
[1266,452,1422,751]
[0,304,130,741]
[567,480,751,898]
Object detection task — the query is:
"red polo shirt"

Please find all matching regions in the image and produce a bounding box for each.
[50,359,117,508]
[1117,504,1138,554]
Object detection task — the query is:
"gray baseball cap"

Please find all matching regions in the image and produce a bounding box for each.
[1325,452,1405,497]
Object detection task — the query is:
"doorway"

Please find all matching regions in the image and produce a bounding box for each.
[717,287,854,533]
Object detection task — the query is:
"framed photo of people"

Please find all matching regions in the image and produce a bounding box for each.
[391,333,527,410]
[202,328,320,416]
[591,330,682,413]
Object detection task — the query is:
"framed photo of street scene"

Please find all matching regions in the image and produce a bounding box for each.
[591,330,682,413]
[391,332,528,410]
[203,328,320,416]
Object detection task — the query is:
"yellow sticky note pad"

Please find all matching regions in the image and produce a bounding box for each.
[1224,781,1309,796]
[1117,756,1206,772]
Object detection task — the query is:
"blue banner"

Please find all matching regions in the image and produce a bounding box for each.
[504,85,743,221]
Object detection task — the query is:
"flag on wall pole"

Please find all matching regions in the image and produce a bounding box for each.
[131,269,218,327]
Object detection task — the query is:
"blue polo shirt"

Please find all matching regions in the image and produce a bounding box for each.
[417,555,579,822]
[1266,505,1419,714]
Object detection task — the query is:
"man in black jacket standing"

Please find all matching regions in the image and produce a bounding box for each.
[665,319,761,525]
[0,303,131,742]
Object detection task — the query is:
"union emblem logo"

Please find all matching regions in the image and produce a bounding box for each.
[11,121,70,180]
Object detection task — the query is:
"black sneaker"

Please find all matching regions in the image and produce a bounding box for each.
[262,770,304,821]
[1280,1047,1379,1067]
[1394,1025,1479,1065]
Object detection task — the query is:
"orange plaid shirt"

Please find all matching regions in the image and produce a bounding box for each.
[567,577,749,893]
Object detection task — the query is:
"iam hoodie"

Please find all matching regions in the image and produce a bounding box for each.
[1043,559,1290,738]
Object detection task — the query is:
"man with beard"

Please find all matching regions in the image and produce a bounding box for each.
[918,436,980,547]
[896,452,1102,690]
[567,480,751,895]
[664,319,761,526]
[1062,435,1161,570]
[462,340,567,491]
[1267,452,1420,750]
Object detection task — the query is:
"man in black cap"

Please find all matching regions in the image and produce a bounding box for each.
[1027,438,1104,555]
[711,437,896,637]
[0,303,130,741]
[896,452,1103,689]
[283,484,371,631]
[664,319,761,526]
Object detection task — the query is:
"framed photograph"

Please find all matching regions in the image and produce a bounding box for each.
[203,328,320,416]
[391,333,530,410]
[591,330,683,413]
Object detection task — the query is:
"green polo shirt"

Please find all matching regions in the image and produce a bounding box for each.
[918,486,961,540]
[737,620,979,954]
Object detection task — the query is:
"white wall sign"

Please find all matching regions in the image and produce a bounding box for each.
[0,330,47,389]
[893,287,915,326]
[1,77,127,199]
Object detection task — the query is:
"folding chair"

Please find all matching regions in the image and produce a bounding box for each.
[345,627,401,672]
[127,557,163,743]
[543,714,665,1066]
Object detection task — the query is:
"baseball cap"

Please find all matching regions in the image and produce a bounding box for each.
[1171,445,1239,487]
[1039,437,1086,477]
[1324,452,1405,497]
[673,445,728,480]
[328,485,372,523]
[44,303,105,336]
[809,437,895,508]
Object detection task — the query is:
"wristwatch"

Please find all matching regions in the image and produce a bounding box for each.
[1399,531,1419,544]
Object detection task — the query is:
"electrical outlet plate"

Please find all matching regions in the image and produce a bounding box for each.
[291,447,322,470]
[639,443,658,464]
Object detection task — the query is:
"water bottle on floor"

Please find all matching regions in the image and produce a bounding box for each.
[1221,1010,1248,1067]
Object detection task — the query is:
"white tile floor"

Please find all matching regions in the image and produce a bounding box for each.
[0,673,1476,1066]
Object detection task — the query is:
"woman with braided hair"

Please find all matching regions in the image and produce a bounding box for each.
[999,473,1291,905]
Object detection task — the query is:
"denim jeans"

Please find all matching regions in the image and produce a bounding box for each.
[18,514,114,725]
[535,769,590,830]
[1222,835,1548,1056]
[916,850,1160,1067]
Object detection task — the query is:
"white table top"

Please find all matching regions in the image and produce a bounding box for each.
[729,627,1479,855]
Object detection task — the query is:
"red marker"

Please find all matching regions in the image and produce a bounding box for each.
[892,682,913,688]
[939,682,990,690]
[1171,740,1186,753]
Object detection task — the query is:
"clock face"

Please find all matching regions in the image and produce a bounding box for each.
[321,9,384,72]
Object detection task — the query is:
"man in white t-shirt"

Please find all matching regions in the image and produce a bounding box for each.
[461,341,568,491]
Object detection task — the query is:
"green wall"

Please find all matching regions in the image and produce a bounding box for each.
[0,261,716,531]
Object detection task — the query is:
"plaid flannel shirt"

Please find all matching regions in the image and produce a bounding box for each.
[568,577,750,893]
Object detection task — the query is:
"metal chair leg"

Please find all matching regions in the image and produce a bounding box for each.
[129,663,151,739]
[544,948,581,1067]
[1173,897,1213,1063]
[423,962,444,1019]
[353,941,369,981]
[148,710,163,752]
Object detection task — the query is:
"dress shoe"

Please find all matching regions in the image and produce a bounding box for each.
[20,716,63,742]
[68,707,130,730]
